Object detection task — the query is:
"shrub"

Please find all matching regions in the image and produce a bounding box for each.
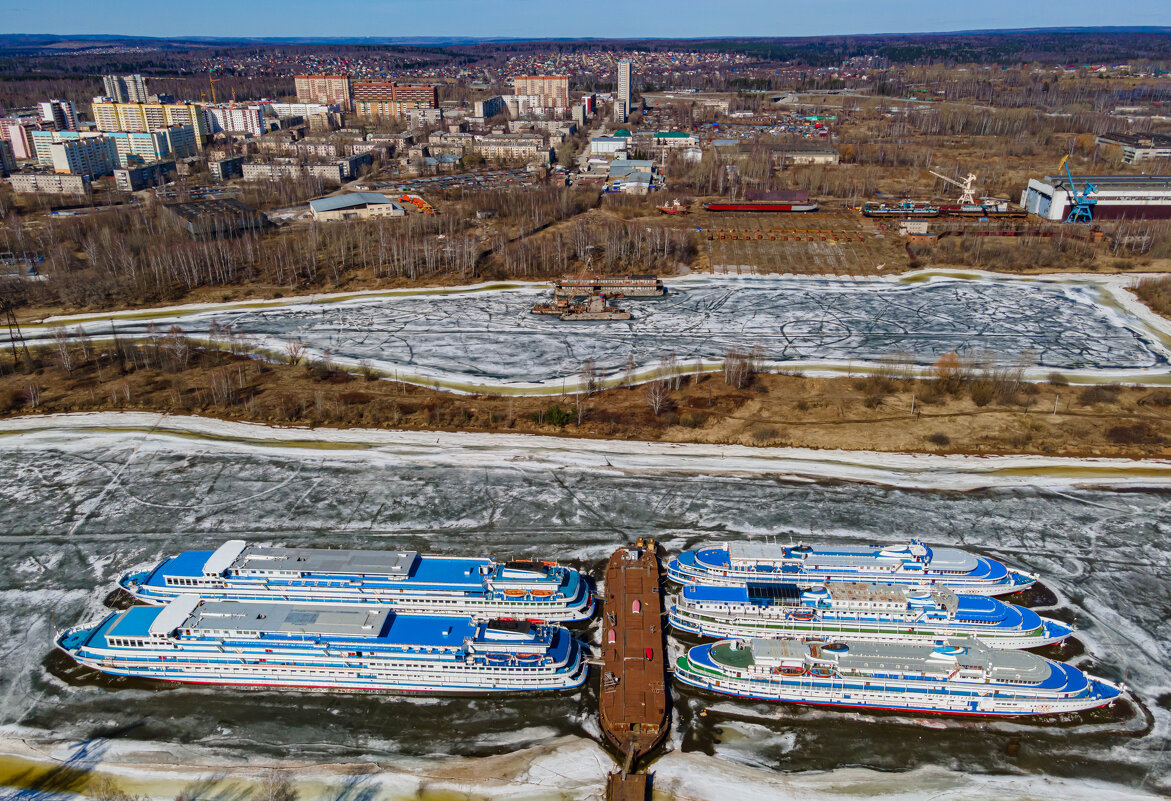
[538,404,573,427]
[1047,372,1069,387]
[749,425,779,444]
[1106,423,1163,445]
[926,432,951,447]
[970,381,995,407]
[1078,386,1118,406]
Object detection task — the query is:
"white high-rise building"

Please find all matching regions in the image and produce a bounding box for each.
[39,99,79,131]
[102,74,150,104]
[615,59,631,123]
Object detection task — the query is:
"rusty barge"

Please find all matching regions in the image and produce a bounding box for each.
[600,538,669,779]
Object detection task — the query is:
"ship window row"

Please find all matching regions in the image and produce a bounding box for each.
[108,637,149,647]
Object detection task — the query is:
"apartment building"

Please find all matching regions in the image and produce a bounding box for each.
[241,162,345,184]
[474,134,548,161]
[295,75,352,111]
[615,60,631,123]
[511,76,570,109]
[102,74,150,104]
[0,117,45,160]
[204,105,269,138]
[0,140,15,175]
[39,100,79,131]
[91,101,210,145]
[8,172,90,194]
[31,127,196,170]
[114,160,176,191]
[48,138,117,177]
[352,81,439,119]
[474,96,506,119]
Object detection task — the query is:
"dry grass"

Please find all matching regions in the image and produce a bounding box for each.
[3,343,1170,458]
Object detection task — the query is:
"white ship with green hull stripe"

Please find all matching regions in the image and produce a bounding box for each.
[669,582,1071,649]
[674,638,1122,717]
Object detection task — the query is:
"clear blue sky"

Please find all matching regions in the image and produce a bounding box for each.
[1,0,1168,38]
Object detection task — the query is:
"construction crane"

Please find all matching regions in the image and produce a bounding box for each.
[929,169,978,205]
[208,77,221,104]
[1057,155,1096,224]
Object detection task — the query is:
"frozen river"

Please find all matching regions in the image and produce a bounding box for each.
[25,273,1171,391]
[0,414,1167,799]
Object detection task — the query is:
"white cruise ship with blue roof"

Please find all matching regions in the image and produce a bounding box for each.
[675,637,1121,717]
[667,540,1034,596]
[120,541,593,622]
[57,596,587,694]
[669,581,1071,649]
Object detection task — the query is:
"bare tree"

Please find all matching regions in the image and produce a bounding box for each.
[644,379,670,416]
[254,770,297,801]
[723,348,752,389]
[623,353,637,387]
[580,358,598,397]
[25,382,41,409]
[50,327,72,374]
[73,325,91,361]
[285,339,306,366]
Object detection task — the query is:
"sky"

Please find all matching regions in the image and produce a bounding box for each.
[0,0,1168,39]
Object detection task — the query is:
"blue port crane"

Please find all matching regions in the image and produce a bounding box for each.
[1057,155,1096,224]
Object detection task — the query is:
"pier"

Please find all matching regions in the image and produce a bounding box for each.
[599,538,669,800]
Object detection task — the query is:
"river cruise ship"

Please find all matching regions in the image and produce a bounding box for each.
[121,541,593,621]
[57,596,588,694]
[674,637,1120,716]
[667,540,1035,596]
[669,582,1071,649]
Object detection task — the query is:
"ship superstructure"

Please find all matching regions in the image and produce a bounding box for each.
[121,541,593,621]
[57,596,587,694]
[667,540,1035,596]
[674,637,1120,716]
[669,581,1070,648]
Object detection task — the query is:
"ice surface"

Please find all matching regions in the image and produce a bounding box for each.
[14,275,1171,390]
[0,413,1167,795]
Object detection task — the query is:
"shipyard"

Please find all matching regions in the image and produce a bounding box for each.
[1,12,1170,801]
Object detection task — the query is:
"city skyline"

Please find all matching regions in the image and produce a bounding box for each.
[2,0,1168,40]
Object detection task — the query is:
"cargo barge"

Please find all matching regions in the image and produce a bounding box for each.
[599,539,669,770]
[704,189,818,213]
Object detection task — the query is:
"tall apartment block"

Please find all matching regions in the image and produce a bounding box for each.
[351,81,438,119]
[511,76,570,109]
[295,75,352,111]
[39,100,79,131]
[102,74,150,104]
[615,60,631,123]
[91,101,210,147]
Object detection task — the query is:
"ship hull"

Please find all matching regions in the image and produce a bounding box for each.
[703,203,819,213]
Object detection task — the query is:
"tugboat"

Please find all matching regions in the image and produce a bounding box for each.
[657,199,690,215]
[559,292,632,321]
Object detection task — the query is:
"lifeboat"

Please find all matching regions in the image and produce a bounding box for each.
[514,653,543,663]
[503,589,527,597]
[530,589,554,598]
[789,608,816,621]
[773,665,806,676]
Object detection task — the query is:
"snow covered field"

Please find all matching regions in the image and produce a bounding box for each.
[0,413,1167,799]
[16,273,1171,392]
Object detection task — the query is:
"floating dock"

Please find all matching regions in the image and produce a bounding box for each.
[554,274,665,298]
[600,538,669,794]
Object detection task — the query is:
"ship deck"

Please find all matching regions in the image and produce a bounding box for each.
[598,541,669,772]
